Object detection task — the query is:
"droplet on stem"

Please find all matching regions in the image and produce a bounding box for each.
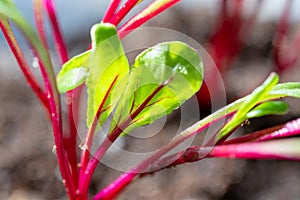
[52,145,57,155]
[32,57,39,68]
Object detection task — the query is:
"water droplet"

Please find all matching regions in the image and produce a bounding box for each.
[47,93,51,99]
[62,179,66,185]
[32,57,39,68]
[241,120,250,127]
[76,189,80,195]
[79,143,87,151]
[52,145,57,155]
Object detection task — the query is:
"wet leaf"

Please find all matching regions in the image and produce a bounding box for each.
[57,50,91,93]
[110,41,203,134]
[87,23,129,127]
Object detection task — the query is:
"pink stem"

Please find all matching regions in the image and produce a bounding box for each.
[36,56,76,199]
[80,127,125,200]
[156,139,300,169]
[255,118,300,141]
[225,118,300,144]
[42,0,79,186]
[34,0,48,49]
[208,139,300,160]
[224,125,283,144]
[103,0,122,23]
[92,113,228,200]
[42,0,68,63]
[1,10,75,198]
[0,19,50,114]
[78,76,119,199]
[149,118,300,173]
[118,0,180,39]
[109,0,140,26]
[80,81,169,198]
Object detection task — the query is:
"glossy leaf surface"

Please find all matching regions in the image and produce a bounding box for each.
[87,23,129,127]
[110,41,203,134]
[218,73,279,139]
[57,50,91,93]
[246,101,289,119]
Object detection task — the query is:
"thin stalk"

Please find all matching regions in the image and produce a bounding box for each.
[224,124,284,144]
[42,0,79,185]
[118,0,180,39]
[0,2,76,197]
[109,0,140,26]
[79,82,168,199]
[103,0,122,23]
[42,0,68,63]
[148,138,300,170]
[252,118,300,141]
[79,125,126,200]
[34,0,48,48]
[91,96,250,199]
[0,18,50,114]
[92,112,226,200]
[208,138,300,160]
[144,118,300,172]
[37,53,76,199]
[79,75,119,172]
[225,118,300,144]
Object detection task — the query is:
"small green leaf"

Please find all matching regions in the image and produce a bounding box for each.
[87,23,130,127]
[218,73,279,140]
[57,50,91,93]
[268,82,300,99]
[110,41,203,135]
[246,101,289,119]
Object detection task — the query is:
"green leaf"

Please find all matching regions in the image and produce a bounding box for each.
[86,23,130,127]
[218,73,279,140]
[268,82,300,99]
[246,101,289,119]
[57,50,91,93]
[110,41,203,135]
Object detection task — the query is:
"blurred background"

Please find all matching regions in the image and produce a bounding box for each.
[1,0,300,199]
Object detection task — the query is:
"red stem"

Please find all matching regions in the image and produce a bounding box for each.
[92,112,229,200]
[0,19,50,114]
[109,0,140,26]
[118,0,180,39]
[153,140,300,169]
[1,7,75,197]
[42,0,68,63]
[34,0,48,49]
[103,0,122,23]
[36,56,76,199]
[78,76,119,199]
[208,140,300,160]
[42,0,79,186]
[147,118,300,174]
[80,126,125,200]
[81,82,169,199]
[225,118,300,144]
